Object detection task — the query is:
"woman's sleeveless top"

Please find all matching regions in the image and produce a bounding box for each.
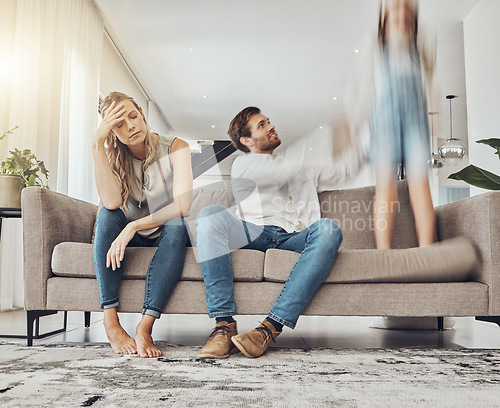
[122,135,176,239]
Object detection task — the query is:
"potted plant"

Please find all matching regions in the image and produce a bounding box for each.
[448,138,500,190]
[0,127,49,208]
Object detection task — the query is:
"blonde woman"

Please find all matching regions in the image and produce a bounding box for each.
[92,92,192,357]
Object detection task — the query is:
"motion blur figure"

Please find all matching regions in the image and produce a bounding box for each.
[370,0,436,249]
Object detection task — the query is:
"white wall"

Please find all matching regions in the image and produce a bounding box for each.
[147,100,172,136]
[463,0,500,196]
[100,35,148,113]
[100,34,172,136]
[435,19,470,190]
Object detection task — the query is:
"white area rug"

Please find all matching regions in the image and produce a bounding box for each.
[1,341,500,407]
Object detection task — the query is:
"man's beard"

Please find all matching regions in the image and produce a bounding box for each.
[260,135,281,151]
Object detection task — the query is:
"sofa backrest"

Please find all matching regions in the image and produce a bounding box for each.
[189,179,419,250]
[318,180,419,249]
[185,181,236,244]
[190,180,236,216]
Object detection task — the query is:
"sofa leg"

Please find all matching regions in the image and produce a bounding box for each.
[475,316,500,327]
[437,317,444,331]
[26,311,35,347]
[26,310,68,347]
[84,312,91,328]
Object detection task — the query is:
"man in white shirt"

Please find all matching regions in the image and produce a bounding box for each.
[197,106,365,359]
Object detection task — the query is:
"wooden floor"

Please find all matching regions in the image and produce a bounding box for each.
[1,309,500,350]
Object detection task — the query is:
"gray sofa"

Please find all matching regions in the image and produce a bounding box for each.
[21,181,500,346]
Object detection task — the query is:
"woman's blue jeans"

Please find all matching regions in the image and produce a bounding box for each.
[196,205,343,329]
[93,207,189,318]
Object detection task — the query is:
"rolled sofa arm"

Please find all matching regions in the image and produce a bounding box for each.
[435,191,500,315]
[22,187,98,310]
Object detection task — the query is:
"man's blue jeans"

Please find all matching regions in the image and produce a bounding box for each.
[93,207,189,318]
[196,205,343,329]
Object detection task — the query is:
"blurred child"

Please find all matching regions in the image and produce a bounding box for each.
[370,0,436,248]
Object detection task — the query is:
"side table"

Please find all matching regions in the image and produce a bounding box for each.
[0,207,67,341]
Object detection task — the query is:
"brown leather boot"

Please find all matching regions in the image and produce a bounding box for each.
[231,319,280,358]
[199,321,239,359]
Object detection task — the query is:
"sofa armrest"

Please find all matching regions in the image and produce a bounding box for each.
[21,187,98,310]
[435,191,500,314]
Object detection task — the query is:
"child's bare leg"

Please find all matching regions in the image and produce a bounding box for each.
[103,308,137,355]
[135,314,162,358]
[408,178,435,247]
[374,180,398,249]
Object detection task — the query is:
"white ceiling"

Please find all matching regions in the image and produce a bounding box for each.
[95,0,480,147]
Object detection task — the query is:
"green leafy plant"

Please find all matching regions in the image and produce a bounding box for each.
[448,138,500,190]
[0,127,50,189]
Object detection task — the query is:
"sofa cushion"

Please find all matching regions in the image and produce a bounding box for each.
[263,237,478,283]
[51,244,264,282]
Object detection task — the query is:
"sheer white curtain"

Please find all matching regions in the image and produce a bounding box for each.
[0,0,103,310]
[57,0,102,203]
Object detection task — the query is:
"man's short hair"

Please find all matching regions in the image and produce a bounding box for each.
[228,106,260,153]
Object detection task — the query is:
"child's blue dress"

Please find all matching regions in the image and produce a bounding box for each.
[371,43,431,180]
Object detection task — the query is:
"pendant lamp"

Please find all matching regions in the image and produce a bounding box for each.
[438,95,466,165]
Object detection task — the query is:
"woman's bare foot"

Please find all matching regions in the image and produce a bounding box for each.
[135,314,162,358]
[103,309,137,355]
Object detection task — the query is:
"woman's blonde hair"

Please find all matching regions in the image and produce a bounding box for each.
[99,92,156,207]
